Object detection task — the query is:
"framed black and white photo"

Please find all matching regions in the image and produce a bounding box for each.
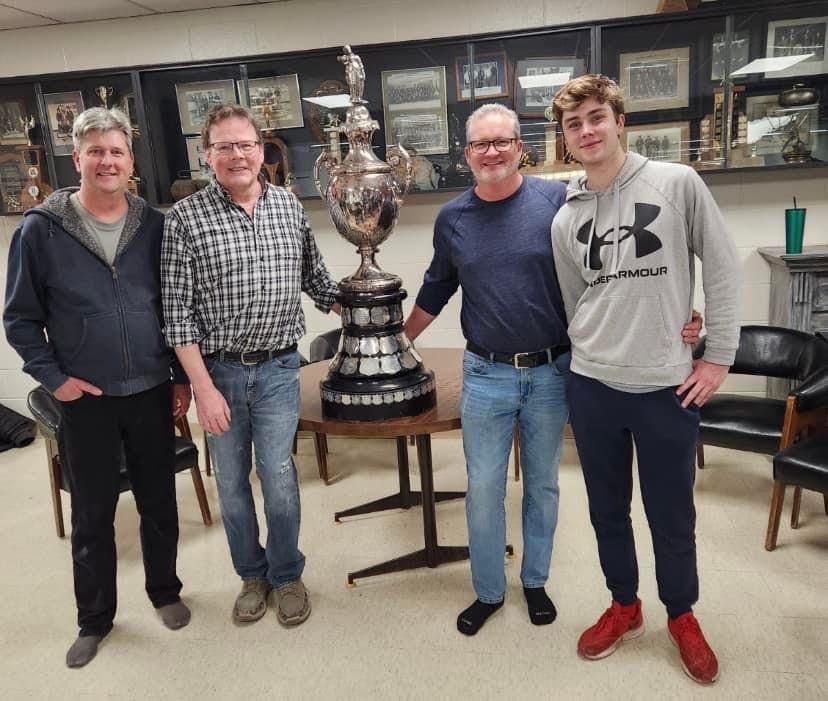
[43,91,85,155]
[381,66,448,154]
[0,101,28,145]
[455,52,509,101]
[619,47,690,113]
[711,30,750,81]
[175,79,236,134]
[624,121,690,164]
[514,58,586,117]
[239,74,303,130]
[765,16,828,78]
[185,136,211,179]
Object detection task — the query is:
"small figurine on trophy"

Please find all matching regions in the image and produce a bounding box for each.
[337,45,366,104]
[19,115,35,146]
[95,85,114,109]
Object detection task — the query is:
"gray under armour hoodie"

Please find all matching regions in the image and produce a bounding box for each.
[551,151,741,388]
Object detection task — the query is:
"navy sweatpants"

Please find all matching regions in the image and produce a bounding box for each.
[566,371,700,619]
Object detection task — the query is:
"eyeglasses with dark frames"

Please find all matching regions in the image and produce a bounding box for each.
[468,138,517,154]
[209,140,261,155]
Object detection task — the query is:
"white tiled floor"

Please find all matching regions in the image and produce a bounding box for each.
[1,432,826,699]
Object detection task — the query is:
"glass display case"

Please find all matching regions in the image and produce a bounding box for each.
[0,0,824,213]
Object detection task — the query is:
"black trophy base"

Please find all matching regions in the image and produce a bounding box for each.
[321,369,435,421]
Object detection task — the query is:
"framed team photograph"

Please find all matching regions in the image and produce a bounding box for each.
[381,66,448,154]
[624,121,690,164]
[619,47,690,113]
[711,30,750,81]
[175,79,236,134]
[43,91,85,155]
[455,52,509,101]
[514,57,586,117]
[238,74,304,130]
[765,16,828,78]
[0,100,28,145]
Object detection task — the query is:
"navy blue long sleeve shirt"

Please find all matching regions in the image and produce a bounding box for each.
[415,176,569,355]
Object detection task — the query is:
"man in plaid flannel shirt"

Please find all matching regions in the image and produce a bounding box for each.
[162,104,339,628]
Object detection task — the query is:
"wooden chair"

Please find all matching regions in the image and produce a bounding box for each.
[765,368,828,550]
[27,386,212,538]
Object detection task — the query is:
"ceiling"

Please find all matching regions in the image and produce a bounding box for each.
[0,1,292,31]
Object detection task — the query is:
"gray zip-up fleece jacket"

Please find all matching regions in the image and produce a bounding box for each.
[551,152,740,387]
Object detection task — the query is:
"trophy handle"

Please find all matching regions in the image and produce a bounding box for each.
[385,144,413,201]
[313,149,336,199]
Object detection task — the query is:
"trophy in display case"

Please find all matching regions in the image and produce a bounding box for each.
[0,145,52,214]
[313,46,436,421]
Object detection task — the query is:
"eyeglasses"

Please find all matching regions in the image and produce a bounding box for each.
[468,138,517,154]
[209,140,261,155]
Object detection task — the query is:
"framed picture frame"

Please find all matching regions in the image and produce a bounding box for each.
[619,47,690,113]
[43,91,85,155]
[381,66,448,155]
[711,30,750,81]
[765,16,828,78]
[238,74,304,130]
[0,101,28,145]
[175,79,236,134]
[185,136,211,179]
[455,52,509,101]
[624,121,690,164]
[514,57,586,117]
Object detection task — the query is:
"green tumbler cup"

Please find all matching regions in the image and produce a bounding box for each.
[785,208,806,254]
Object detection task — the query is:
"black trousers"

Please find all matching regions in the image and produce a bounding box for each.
[566,372,700,619]
[58,381,182,637]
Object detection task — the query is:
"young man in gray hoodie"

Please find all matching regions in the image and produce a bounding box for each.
[551,75,740,685]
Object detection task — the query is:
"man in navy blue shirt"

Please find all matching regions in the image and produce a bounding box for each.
[405,104,570,635]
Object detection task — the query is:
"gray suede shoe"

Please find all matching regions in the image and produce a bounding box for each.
[66,634,104,668]
[275,579,311,627]
[232,578,272,623]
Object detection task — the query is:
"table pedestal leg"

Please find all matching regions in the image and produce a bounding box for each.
[334,436,464,522]
[347,434,472,584]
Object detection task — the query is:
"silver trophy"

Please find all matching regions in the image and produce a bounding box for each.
[314,45,435,421]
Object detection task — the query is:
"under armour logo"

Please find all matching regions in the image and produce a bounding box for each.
[576,203,663,271]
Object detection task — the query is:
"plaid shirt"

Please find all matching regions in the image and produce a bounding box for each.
[162,178,338,354]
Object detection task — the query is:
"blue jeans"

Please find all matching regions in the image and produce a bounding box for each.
[461,350,569,603]
[205,351,304,588]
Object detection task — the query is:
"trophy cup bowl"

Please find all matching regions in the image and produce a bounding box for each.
[314,46,435,421]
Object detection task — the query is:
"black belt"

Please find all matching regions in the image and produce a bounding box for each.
[207,344,297,365]
[466,341,569,369]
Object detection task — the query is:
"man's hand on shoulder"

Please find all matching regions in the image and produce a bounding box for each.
[194,382,231,435]
[53,377,103,402]
[681,309,703,346]
[172,383,192,419]
[676,359,729,408]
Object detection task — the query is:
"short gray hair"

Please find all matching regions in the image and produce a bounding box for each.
[72,107,133,153]
[465,103,521,143]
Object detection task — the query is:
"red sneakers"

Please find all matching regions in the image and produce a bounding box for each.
[577,599,644,660]
[668,612,719,684]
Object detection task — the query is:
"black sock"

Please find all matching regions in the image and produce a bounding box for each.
[457,599,503,636]
[524,587,557,626]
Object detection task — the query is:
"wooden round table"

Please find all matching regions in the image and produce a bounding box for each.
[298,348,471,584]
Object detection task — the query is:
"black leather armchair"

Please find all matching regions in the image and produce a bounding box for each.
[27,386,212,537]
[766,371,828,550]
[694,325,828,465]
